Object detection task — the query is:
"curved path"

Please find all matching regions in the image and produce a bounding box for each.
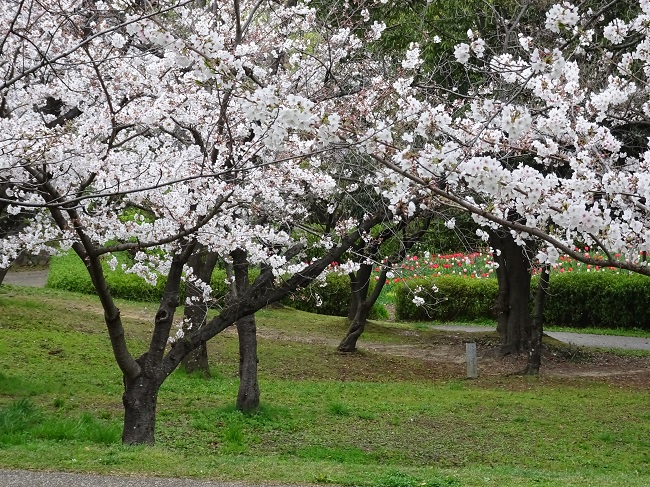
[4,269,650,351]
[429,325,650,351]
[3,269,48,287]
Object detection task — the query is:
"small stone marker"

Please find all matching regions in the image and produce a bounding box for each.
[466,342,478,379]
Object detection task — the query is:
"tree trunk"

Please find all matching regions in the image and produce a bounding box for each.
[181,249,218,377]
[181,341,211,377]
[121,365,161,445]
[338,302,370,352]
[121,244,192,445]
[236,314,260,411]
[347,272,360,321]
[490,231,532,356]
[339,263,373,352]
[231,249,260,412]
[526,264,550,375]
[0,265,8,287]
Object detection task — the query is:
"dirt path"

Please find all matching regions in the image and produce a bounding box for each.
[242,326,650,384]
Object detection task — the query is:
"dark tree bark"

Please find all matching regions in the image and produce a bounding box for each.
[347,271,360,321]
[231,248,260,412]
[181,248,218,377]
[119,245,190,444]
[338,301,371,352]
[338,262,385,352]
[338,215,431,352]
[526,264,550,375]
[489,231,532,356]
[122,355,161,445]
[0,265,8,287]
[236,314,259,411]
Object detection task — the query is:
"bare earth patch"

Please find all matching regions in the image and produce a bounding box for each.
[248,325,650,388]
[6,286,648,388]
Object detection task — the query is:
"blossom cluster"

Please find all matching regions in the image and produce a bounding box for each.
[366,1,650,271]
[0,0,395,285]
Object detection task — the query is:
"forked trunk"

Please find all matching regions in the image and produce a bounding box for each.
[338,263,375,352]
[122,369,161,445]
[337,303,370,352]
[120,244,190,445]
[236,314,259,411]
[526,265,550,375]
[0,266,8,287]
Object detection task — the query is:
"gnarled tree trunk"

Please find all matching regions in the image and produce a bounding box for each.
[338,301,371,352]
[122,361,162,445]
[118,244,191,445]
[338,264,388,352]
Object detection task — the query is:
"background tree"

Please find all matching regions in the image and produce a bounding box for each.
[180,247,218,377]
[366,0,650,372]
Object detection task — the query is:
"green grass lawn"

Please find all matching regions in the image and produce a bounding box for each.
[0,285,649,487]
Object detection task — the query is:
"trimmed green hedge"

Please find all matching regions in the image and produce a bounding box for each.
[395,276,497,322]
[47,252,388,319]
[543,272,650,329]
[284,274,351,316]
[395,272,650,330]
[47,252,231,303]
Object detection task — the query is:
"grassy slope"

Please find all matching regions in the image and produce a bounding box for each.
[0,286,649,487]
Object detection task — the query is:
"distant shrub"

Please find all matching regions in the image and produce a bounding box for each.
[46,253,391,318]
[47,251,237,303]
[543,272,650,330]
[395,272,650,331]
[395,276,497,322]
[47,251,167,302]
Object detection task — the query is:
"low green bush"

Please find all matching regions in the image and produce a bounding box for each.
[395,272,650,331]
[48,251,168,302]
[543,272,650,329]
[284,274,351,316]
[46,253,388,318]
[395,276,497,322]
[47,251,234,303]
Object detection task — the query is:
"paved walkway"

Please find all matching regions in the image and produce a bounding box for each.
[4,269,650,351]
[0,470,292,487]
[3,269,48,287]
[430,325,650,351]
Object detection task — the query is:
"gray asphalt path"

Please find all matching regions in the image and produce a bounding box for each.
[3,269,48,287]
[0,470,296,487]
[430,325,650,351]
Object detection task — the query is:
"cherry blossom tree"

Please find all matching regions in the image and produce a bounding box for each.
[0,0,396,444]
[364,0,650,370]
